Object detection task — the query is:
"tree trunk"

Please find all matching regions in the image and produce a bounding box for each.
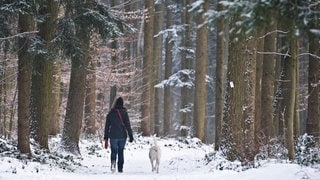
[61,0,92,154]
[17,13,34,155]
[109,0,118,111]
[0,54,8,138]
[180,0,193,137]
[255,27,264,150]
[49,61,62,135]
[194,0,208,142]
[84,53,97,136]
[261,18,276,144]
[282,33,298,160]
[214,0,225,150]
[140,0,154,136]
[30,0,58,149]
[243,36,257,163]
[222,13,257,163]
[223,31,246,161]
[307,25,320,137]
[273,33,286,137]
[163,2,172,137]
[153,2,164,136]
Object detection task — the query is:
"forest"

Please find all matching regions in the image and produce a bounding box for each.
[0,0,319,166]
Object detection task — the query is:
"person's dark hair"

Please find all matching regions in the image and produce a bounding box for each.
[113,97,124,109]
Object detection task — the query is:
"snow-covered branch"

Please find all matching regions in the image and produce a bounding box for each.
[0,31,38,40]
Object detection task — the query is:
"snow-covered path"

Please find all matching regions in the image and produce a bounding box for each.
[1,136,320,180]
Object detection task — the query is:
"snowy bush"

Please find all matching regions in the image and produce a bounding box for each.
[0,137,18,157]
[254,137,288,167]
[295,134,319,166]
[204,151,243,172]
[261,137,288,160]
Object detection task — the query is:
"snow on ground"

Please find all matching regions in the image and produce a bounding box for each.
[0,136,320,180]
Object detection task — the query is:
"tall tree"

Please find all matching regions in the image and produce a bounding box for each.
[60,0,124,154]
[163,1,172,136]
[214,0,225,150]
[222,13,257,163]
[193,0,208,142]
[260,15,277,144]
[180,0,193,137]
[17,12,35,155]
[30,0,58,149]
[109,0,118,110]
[153,2,164,136]
[61,0,92,154]
[243,36,257,163]
[222,27,246,162]
[307,8,320,137]
[254,27,264,150]
[140,0,154,136]
[281,27,298,160]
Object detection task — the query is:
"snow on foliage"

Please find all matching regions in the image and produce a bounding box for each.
[155,69,195,88]
[155,69,212,89]
[295,134,320,166]
[310,29,320,36]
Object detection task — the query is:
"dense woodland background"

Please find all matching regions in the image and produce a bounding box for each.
[0,0,319,166]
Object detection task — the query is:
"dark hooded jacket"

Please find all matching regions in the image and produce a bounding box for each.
[104,98,133,140]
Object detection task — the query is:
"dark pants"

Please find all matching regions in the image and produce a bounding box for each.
[110,138,126,171]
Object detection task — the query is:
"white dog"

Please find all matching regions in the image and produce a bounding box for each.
[149,136,161,173]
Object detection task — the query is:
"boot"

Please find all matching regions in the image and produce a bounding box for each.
[111,161,116,173]
[118,163,123,173]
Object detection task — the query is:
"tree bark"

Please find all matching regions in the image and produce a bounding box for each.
[30,0,58,149]
[282,33,298,160]
[153,2,164,136]
[163,2,172,136]
[261,18,276,144]
[180,0,193,137]
[223,31,246,161]
[243,36,257,163]
[49,61,62,135]
[61,0,92,154]
[194,0,208,142]
[222,13,257,163]
[307,22,320,137]
[84,54,97,136]
[254,27,264,150]
[140,0,154,136]
[17,13,34,155]
[214,0,225,150]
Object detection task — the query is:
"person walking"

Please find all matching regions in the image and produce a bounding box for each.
[104,97,134,173]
